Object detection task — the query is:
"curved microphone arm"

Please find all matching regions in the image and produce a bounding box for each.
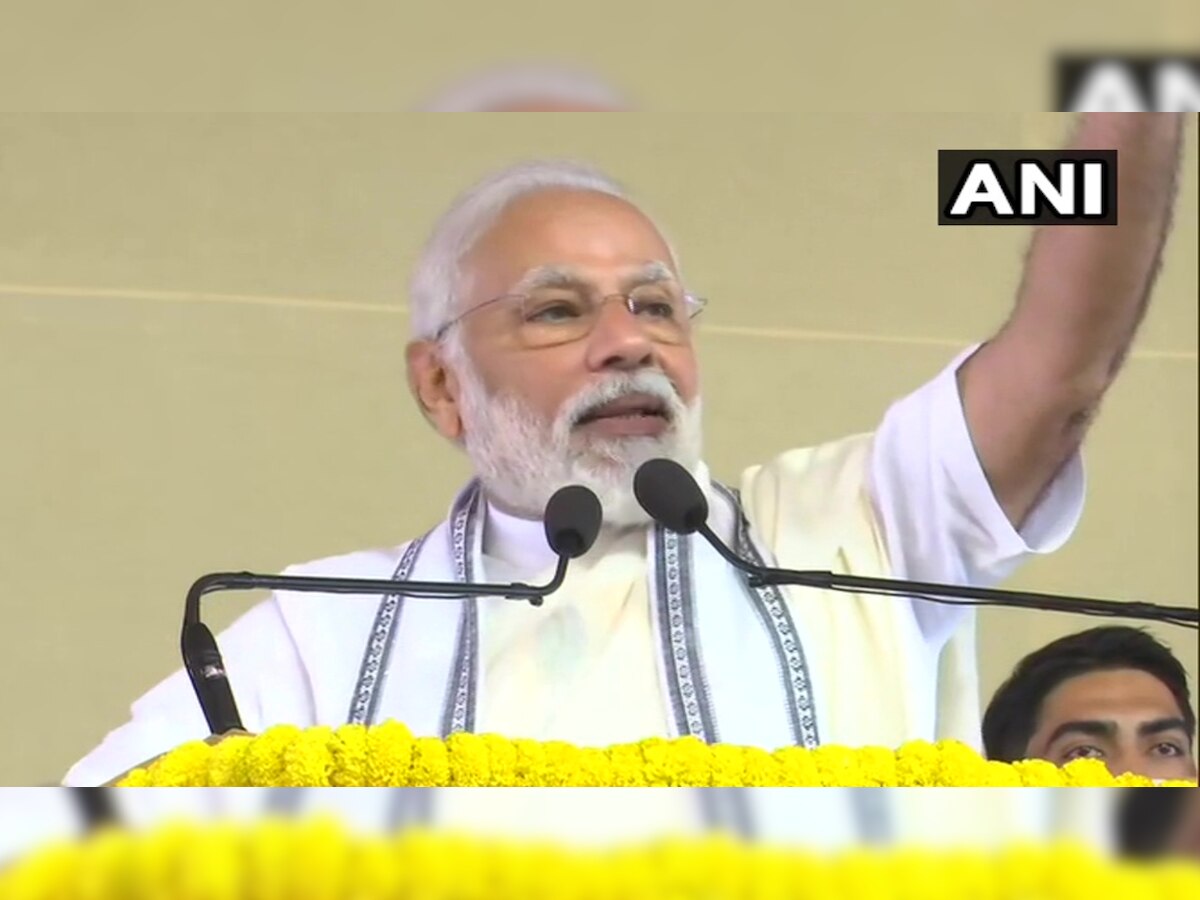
[696,524,1199,630]
[181,556,572,735]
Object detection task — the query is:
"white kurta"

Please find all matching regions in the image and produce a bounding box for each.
[63,346,1084,786]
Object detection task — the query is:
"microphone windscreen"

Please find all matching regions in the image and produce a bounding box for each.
[633,458,709,533]
[543,485,603,558]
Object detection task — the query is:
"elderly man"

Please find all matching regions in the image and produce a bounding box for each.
[64,114,1184,786]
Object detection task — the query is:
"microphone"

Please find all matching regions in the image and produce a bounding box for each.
[182,484,603,735]
[633,458,1199,630]
[634,458,709,534]
[544,484,603,558]
[71,787,119,830]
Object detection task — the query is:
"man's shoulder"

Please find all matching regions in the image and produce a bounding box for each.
[267,538,428,625]
[736,433,881,563]
[744,432,877,498]
[257,539,431,673]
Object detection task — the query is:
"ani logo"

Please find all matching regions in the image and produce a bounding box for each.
[1057,55,1200,111]
[938,150,1118,226]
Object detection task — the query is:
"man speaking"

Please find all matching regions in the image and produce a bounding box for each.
[65,114,1184,786]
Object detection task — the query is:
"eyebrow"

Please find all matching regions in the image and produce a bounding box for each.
[1044,720,1117,746]
[1137,717,1190,738]
[624,261,676,289]
[1044,717,1192,747]
[512,262,677,294]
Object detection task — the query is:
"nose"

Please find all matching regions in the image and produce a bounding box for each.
[583,298,655,371]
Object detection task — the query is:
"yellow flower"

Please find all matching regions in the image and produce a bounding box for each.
[112,722,1200,788]
[708,743,749,786]
[206,731,255,787]
[569,746,614,786]
[640,736,710,786]
[408,736,450,786]
[1013,757,1071,787]
[445,732,491,786]
[5,824,1198,900]
[934,740,996,786]
[740,746,780,786]
[510,738,549,786]
[537,740,582,786]
[363,720,413,786]
[852,745,899,786]
[278,726,336,787]
[894,740,945,786]
[605,742,651,786]
[241,724,303,786]
[327,723,368,787]
[483,734,518,785]
[810,744,870,786]
[774,745,823,786]
[128,739,212,787]
[239,818,291,900]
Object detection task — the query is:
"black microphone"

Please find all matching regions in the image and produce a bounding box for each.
[633,458,1199,630]
[634,458,709,534]
[544,484,603,558]
[71,787,119,830]
[182,484,603,735]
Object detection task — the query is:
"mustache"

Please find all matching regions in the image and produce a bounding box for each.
[559,371,686,429]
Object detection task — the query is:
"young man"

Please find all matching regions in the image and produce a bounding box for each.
[983,626,1197,781]
[1116,788,1200,860]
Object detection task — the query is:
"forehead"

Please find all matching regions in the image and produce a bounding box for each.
[1038,668,1182,726]
[462,188,676,297]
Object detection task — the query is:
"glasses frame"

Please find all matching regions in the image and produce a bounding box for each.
[432,289,709,344]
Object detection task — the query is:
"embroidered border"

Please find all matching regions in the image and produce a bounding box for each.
[698,788,758,840]
[851,788,894,844]
[439,484,481,737]
[714,483,820,748]
[654,526,718,742]
[346,533,429,726]
[386,788,435,830]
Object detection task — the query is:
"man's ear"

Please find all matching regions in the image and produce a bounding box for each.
[406,339,464,442]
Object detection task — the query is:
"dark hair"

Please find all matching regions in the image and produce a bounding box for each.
[982,626,1195,762]
[1116,789,1190,858]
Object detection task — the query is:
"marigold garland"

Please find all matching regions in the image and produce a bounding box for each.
[2,821,1197,900]
[114,723,1198,787]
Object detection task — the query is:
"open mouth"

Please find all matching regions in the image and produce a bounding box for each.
[575,393,671,426]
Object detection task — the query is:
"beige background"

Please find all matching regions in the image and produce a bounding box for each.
[0,114,1195,785]
[1,1,1197,112]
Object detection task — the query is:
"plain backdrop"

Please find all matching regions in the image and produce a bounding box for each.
[0,1,1197,111]
[0,113,1195,784]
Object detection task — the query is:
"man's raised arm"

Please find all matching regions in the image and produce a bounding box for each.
[958,113,1185,528]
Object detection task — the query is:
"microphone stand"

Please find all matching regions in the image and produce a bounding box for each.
[696,524,1198,629]
[181,557,571,735]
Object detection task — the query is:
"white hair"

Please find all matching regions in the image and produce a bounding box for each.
[409,160,700,526]
[416,63,631,112]
[408,159,680,340]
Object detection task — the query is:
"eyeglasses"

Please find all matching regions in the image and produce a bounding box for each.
[433,283,708,349]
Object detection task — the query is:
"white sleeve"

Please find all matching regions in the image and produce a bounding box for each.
[867,344,1087,649]
[61,597,315,786]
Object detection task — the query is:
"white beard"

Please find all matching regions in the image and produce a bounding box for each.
[453,353,703,528]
